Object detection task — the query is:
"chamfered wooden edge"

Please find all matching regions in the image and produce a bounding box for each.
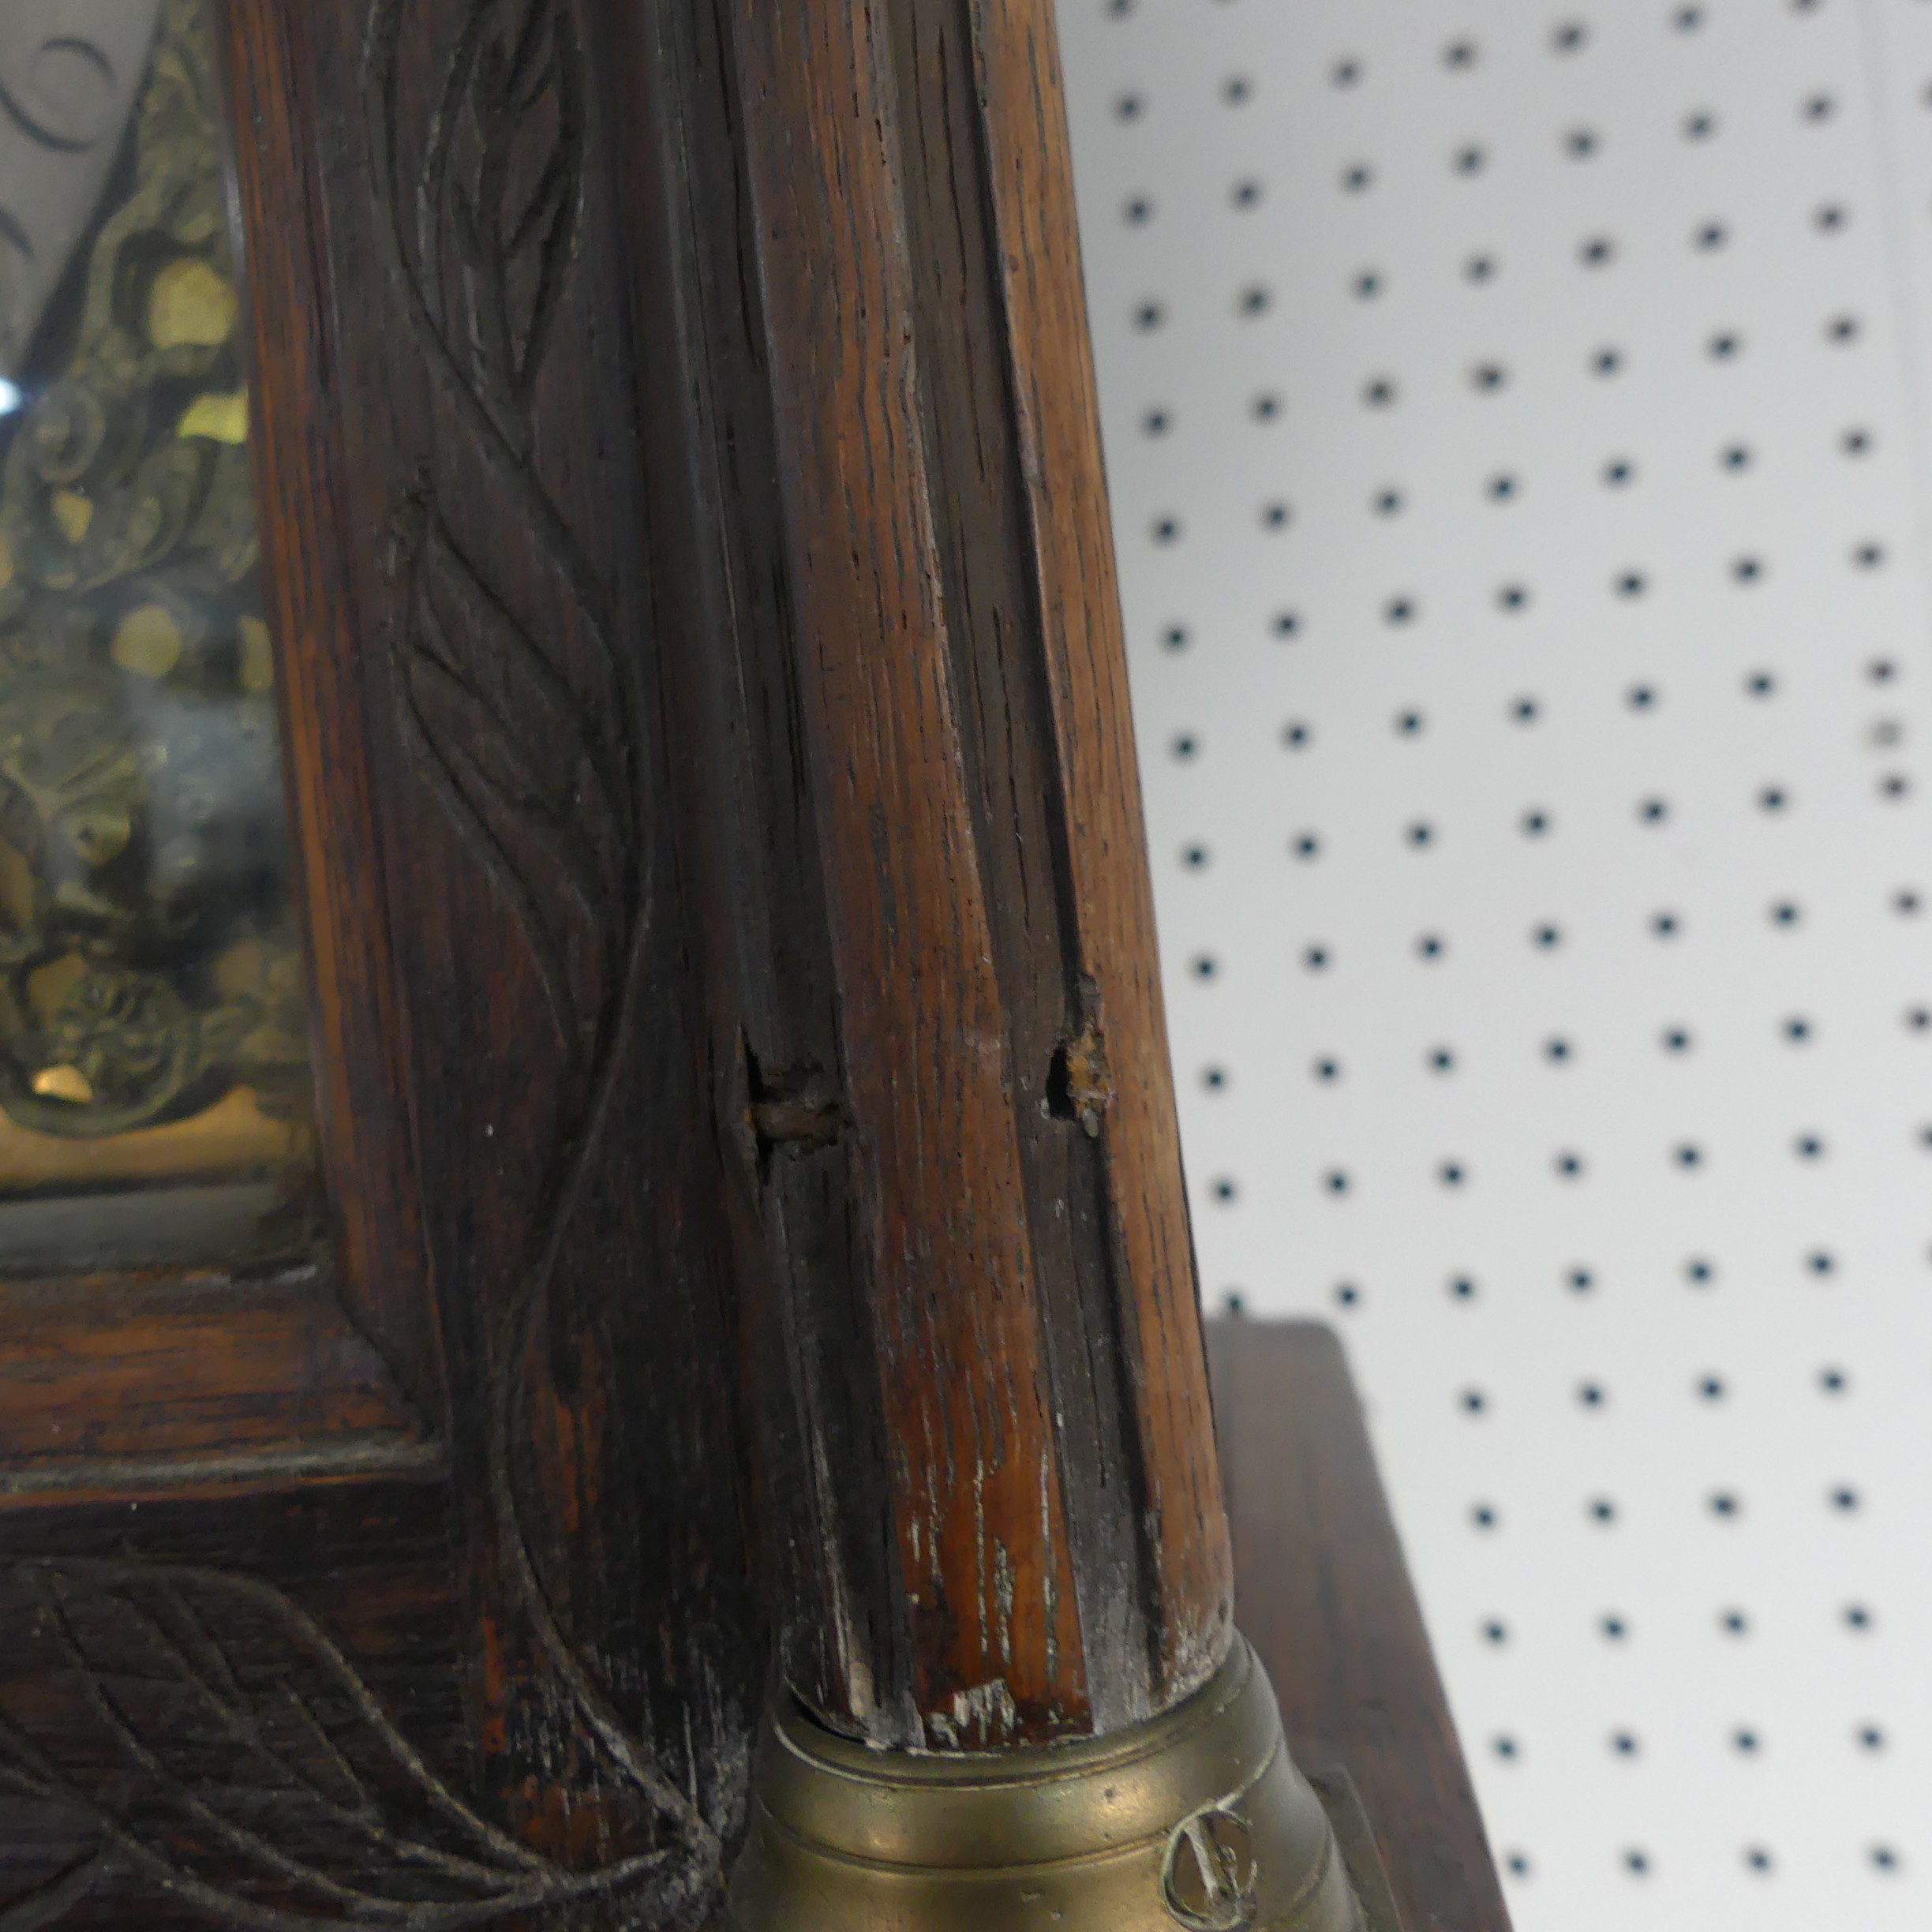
[1208,1317,1514,1932]
[0,1265,431,1511]
[215,0,440,1417]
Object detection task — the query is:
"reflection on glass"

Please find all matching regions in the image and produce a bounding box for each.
[0,0,313,1271]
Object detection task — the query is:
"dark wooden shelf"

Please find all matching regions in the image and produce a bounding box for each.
[1209,1318,1514,1932]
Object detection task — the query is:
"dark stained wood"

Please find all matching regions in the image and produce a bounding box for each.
[1210,1319,1515,1932]
[217,0,767,1889]
[0,2,765,1923]
[0,1265,425,1498]
[219,0,439,1417]
[730,0,1088,1747]
[686,0,1230,1750]
[0,1477,462,1930]
[602,0,923,1765]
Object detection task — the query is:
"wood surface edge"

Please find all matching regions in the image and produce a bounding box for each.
[1209,1317,1515,1932]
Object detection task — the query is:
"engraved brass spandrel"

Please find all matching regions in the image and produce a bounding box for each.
[0,0,315,1268]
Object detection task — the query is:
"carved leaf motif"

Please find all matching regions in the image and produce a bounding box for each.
[0,1560,668,1927]
[395,505,630,1051]
[399,0,586,446]
[0,4,714,1928]
[373,2,718,1926]
[371,0,635,1059]
[369,0,593,489]
[426,0,585,430]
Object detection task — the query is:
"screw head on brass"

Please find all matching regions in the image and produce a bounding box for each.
[1164,1804,1261,1930]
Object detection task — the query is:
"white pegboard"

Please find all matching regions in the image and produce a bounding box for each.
[1057,1,1932,1923]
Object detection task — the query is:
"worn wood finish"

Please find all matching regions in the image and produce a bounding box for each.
[971,0,1230,1668]
[674,0,1231,1751]
[1210,1319,1515,1932]
[732,0,1088,1750]
[601,0,926,1773]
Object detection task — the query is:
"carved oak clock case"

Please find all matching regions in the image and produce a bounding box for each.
[0,2,763,1923]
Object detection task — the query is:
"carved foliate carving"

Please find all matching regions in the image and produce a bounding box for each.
[369,0,710,1895]
[0,1559,665,1927]
[0,2,724,1927]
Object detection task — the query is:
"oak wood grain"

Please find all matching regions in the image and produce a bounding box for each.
[704,0,1231,1749]
[730,0,1089,1750]
[0,1265,425,1495]
[221,0,438,1417]
[975,0,1231,1697]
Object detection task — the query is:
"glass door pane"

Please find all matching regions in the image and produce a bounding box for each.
[0,0,315,1271]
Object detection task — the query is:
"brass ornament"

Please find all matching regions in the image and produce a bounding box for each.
[728,1637,1365,1932]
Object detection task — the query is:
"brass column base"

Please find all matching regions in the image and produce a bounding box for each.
[726,1637,1363,1931]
